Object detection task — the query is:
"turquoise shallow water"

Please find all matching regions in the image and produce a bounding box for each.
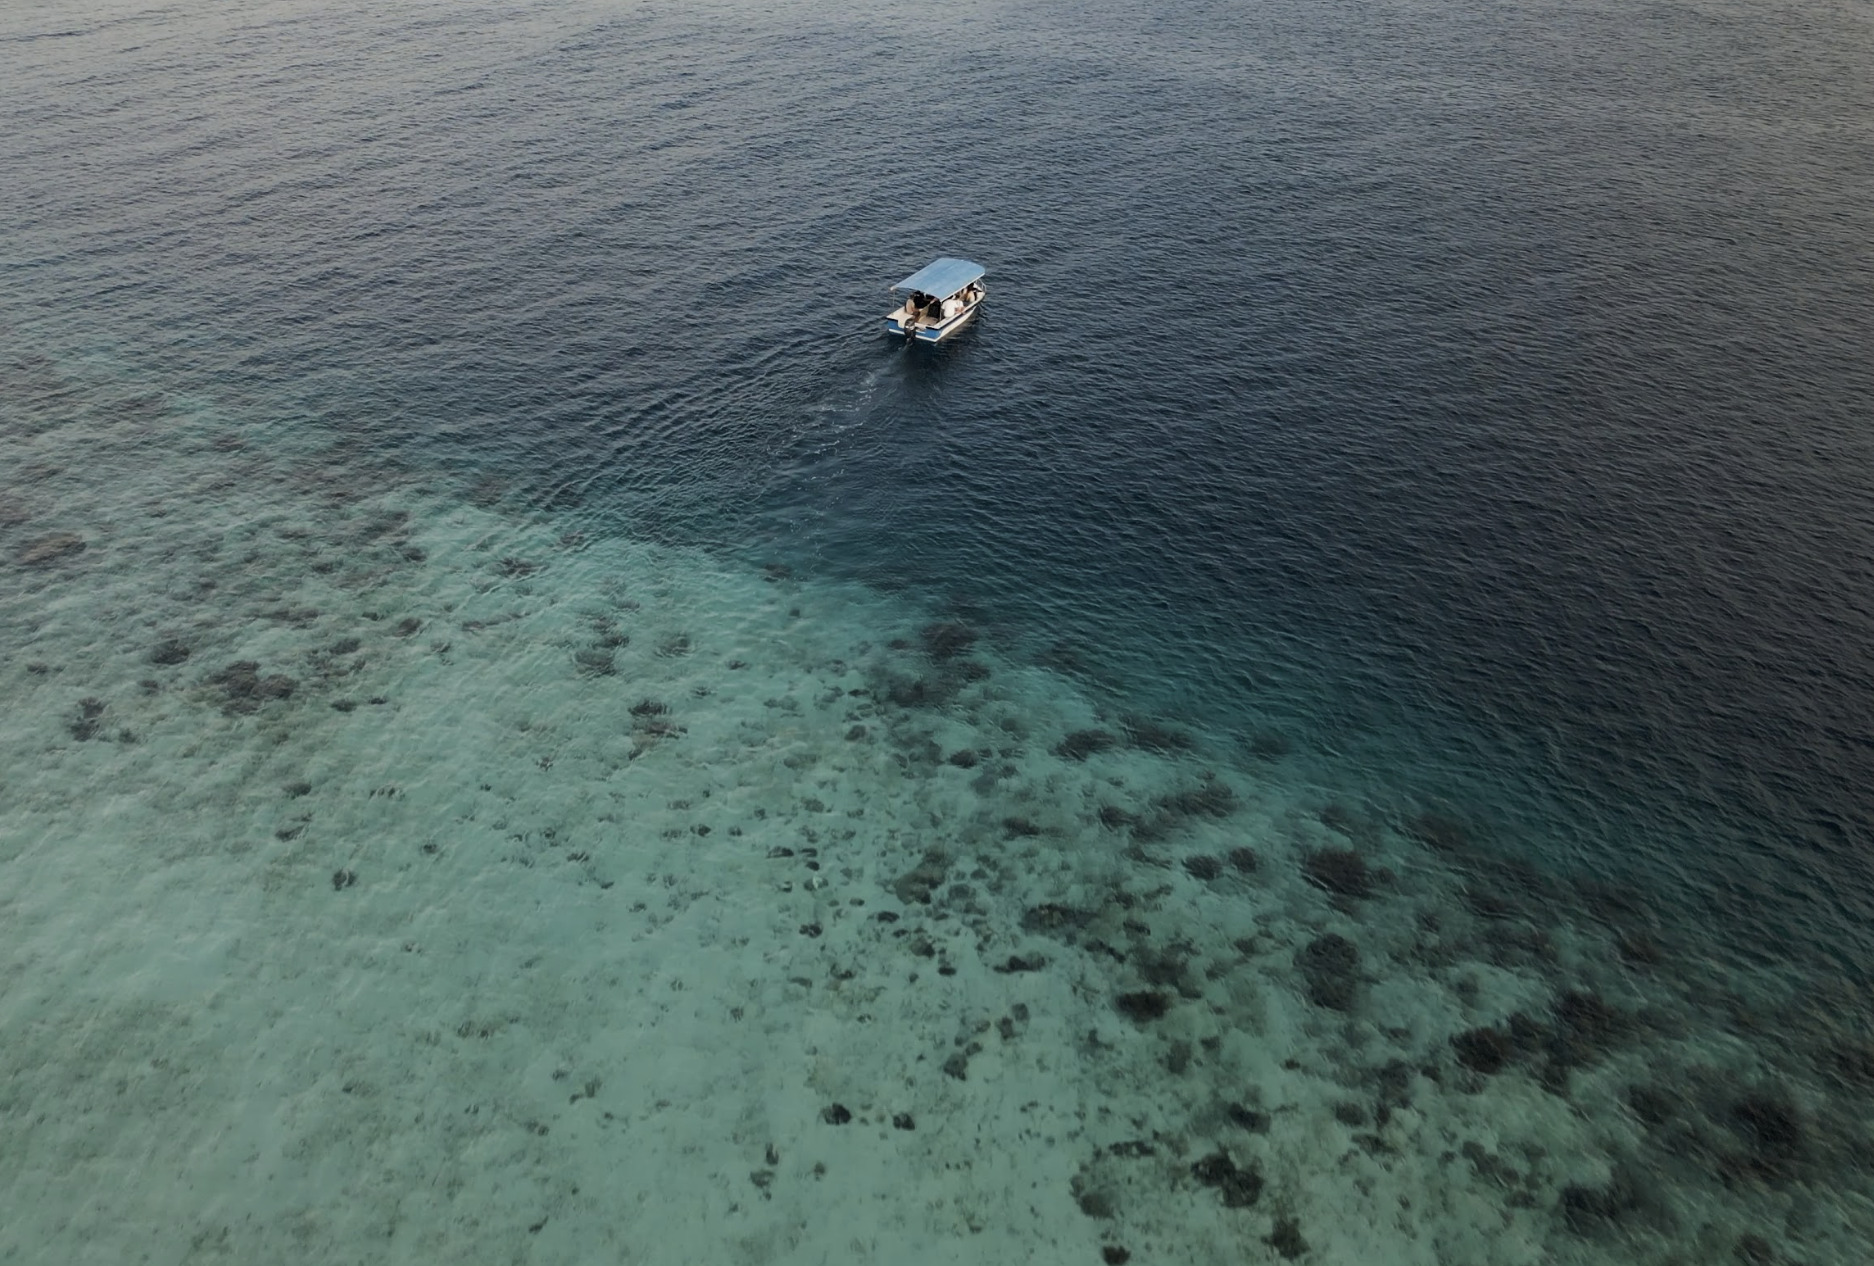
[5,0,1874,1262]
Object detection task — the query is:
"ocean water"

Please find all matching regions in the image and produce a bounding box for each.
[4,0,1873,1262]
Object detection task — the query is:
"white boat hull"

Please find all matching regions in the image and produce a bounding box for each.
[886,298,981,343]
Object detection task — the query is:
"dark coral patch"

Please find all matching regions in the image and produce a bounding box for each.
[573,647,615,676]
[1183,855,1223,881]
[1407,812,1470,853]
[1023,903,1093,936]
[1190,1150,1262,1207]
[211,661,296,714]
[1155,780,1238,820]
[1267,1216,1308,1258]
[1452,1026,1513,1074]
[1226,1103,1270,1132]
[19,533,87,566]
[1551,990,1621,1065]
[70,697,107,741]
[1124,719,1193,752]
[1319,803,1358,835]
[1296,934,1360,1010]
[1247,730,1291,759]
[149,639,191,666]
[1730,1093,1804,1167]
[892,849,950,905]
[1115,991,1171,1022]
[1302,847,1372,898]
[919,621,976,661]
[1056,729,1116,760]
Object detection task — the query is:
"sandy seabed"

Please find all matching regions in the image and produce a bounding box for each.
[4,342,1873,1266]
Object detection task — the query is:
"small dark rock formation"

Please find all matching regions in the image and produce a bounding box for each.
[919,621,976,661]
[1097,805,1136,829]
[1453,1026,1514,1075]
[1003,816,1041,837]
[284,780,313,798]
[846,725,867,741]
[1101,1248,1131,1265]
[630,699,668,717]
[1302,847,1373,899]
[1115,991,1171,1022]
[1191,1150,1262,1207]
[892,1113,915,1131]
[1295,934,1360,1010]
[993,954,1047,974]
[393,617,422,637]
[331,868,356,890]
[946,749,978,768]
[149,639,191,666]
[1226,847,1259,873]
[1267,1215,1308,1258]
[821,1103,852,1125]
[1056,729,1116,761]
[329,637,362,655]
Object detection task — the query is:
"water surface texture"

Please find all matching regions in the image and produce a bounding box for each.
[4,0,1874,1262]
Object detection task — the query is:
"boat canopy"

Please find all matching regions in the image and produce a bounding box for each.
[890,257,986,298]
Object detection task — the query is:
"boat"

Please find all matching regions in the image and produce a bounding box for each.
[885,257,986,343]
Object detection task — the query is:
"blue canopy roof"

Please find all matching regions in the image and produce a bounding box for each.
[891,257,986,297]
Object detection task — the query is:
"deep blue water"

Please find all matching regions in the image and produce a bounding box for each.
[6,0,1873,976]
